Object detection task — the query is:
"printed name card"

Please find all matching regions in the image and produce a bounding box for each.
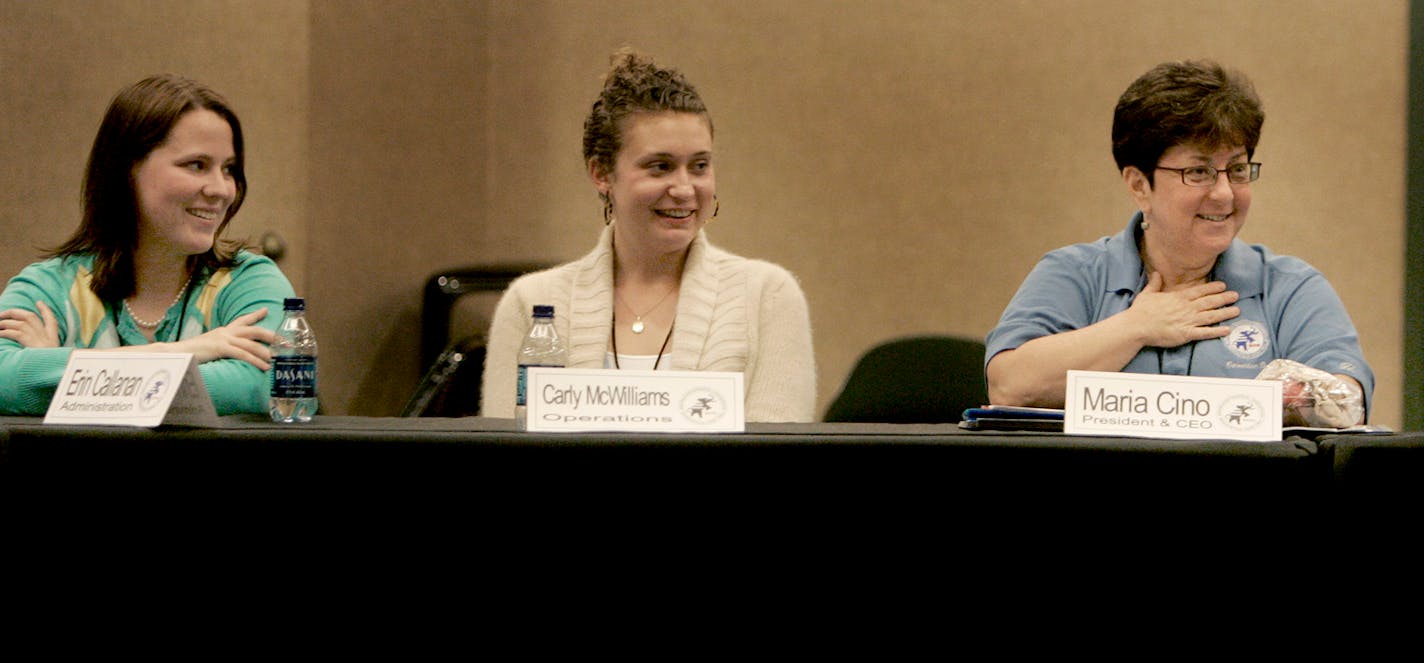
[525,367,744,433]
[1064,370,1282,442]
[44,351,220,427]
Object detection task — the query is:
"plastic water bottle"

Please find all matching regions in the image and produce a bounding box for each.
[269,297,319,423]
[516,304,566,429]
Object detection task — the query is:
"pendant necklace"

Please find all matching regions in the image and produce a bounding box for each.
[612,319,674,370]
[615,283,676,334]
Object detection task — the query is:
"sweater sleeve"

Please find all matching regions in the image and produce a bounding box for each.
[0,347,75,415]
[479,280,532,418]
[195,254,295,415]
[0,261,79,415]
[744,265,817,422]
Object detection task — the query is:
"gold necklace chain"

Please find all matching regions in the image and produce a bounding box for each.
[614,283,677,334]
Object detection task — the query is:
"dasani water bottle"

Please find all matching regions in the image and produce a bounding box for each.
[269,297,319,423]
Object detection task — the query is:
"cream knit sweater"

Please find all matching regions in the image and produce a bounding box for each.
[480,224,816,422]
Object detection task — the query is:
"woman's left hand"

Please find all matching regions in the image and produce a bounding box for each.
[160,307,277,371]
[0,301,60,348]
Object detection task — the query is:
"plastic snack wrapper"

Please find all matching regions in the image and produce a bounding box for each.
[1255,358,1364,428]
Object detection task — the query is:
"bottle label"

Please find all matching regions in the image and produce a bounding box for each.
[517,363,561,407]
[271,356,318,398]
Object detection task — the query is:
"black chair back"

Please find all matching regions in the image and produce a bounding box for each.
[823,335,989,423]
[406,264,547,417]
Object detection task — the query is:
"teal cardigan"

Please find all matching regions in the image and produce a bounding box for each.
[0,251,295,415]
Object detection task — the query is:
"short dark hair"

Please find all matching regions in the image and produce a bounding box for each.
[50,74,247,302]
[1111,60,1264,186]
[582,47,711,181]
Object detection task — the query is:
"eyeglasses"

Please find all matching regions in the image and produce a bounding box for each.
[1155,162,1261,186]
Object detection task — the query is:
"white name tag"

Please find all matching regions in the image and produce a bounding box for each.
[43,351,220,427]
[526,367,744,433]
[1064,369,1281,442]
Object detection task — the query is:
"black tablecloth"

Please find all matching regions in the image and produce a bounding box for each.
[1320,433,1424,504]
[7,416,1418,549]
[0,415,1330,506]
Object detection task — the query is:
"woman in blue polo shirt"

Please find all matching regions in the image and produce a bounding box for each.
[985,60,1372,426]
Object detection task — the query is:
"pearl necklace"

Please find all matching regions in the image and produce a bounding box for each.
[124,276,192,329]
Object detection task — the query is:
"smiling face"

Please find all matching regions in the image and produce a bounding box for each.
[591,111,715,261]
[1126,143,1253,271]
[132,108,237,261]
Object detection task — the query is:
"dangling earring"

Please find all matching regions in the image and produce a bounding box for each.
[709,196,719,222]
[602,197,614,225]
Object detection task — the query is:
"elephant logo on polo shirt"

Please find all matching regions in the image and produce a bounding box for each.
[1224,320,1269,359]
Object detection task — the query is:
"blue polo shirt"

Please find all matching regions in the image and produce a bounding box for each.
[986,213,1374,411]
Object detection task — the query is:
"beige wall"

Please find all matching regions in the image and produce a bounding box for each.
[306,0,493,415]
[0,0,310,290]
[1,0,1409,428]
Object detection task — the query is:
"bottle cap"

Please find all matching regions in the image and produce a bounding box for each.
[532,304,554,318]
[284,297,306,311]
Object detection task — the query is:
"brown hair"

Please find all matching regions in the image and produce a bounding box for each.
[582,47,712,183]
[1112,60,1263,186]
[50,74,247,302]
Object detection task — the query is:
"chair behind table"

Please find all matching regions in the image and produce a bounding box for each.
[403,264,548,417]
[823,334,989,423]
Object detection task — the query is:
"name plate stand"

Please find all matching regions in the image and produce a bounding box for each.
[44,351,220,427]
[1064,369,1282,442]
[525,367,744,433]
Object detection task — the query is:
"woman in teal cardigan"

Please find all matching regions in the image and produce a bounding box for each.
[0,75,294,415]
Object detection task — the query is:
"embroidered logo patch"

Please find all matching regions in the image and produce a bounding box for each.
[1223,320,1269,359]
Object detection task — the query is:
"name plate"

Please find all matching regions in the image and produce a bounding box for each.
[43,351,220,427]
[1064,370,1281,442]
[526,367,744,433]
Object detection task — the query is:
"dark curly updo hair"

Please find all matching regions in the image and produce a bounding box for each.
[1112,60,1263,186]
[582,47,712,182]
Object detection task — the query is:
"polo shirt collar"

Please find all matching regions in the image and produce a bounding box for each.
[1214,236,1263,298]
[1107,212,1264,298]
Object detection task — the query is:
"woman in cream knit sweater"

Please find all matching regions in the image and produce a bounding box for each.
[479,49,815,422]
